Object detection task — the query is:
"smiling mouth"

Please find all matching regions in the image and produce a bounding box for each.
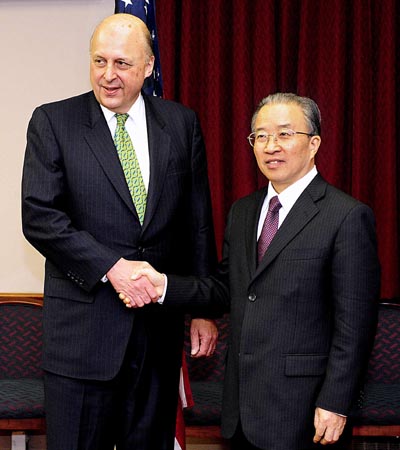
[102,86,120,94]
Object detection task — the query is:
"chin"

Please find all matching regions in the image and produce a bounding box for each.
[102,99,122,111]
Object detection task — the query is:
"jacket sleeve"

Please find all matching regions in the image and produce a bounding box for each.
[315,203,380,414]
[21,106,120,292]
[164,202,232,316]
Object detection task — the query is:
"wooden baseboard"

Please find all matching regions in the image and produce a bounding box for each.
[352,424,400,437]
[0,293,42,298]
[0,293,43,306]
[186,425,223,439]
[0,418,46,433]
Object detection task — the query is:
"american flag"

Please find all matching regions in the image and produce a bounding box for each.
[114,0,163,97]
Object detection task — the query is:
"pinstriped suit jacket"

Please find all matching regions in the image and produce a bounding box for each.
[22,91,216,380]
[166,174,380,450]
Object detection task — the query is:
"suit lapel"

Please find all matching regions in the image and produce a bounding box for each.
[245,188,268,276]
[141,96,171,232]
[83,93,137,216]
[252,175,327,281]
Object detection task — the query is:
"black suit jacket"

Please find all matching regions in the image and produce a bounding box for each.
[22,91,216,380]
[166,174,380,450]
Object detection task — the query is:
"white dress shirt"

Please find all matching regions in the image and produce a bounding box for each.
[257,166,318,239]
[100,94,150,191]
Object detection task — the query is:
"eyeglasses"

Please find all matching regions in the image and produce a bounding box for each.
[247,129,315,147]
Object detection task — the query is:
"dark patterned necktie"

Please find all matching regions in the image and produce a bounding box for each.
[114,114,147,224]
[257,196,282,263]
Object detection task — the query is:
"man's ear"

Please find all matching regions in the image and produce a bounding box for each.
[145,55,155,78]
[310,135,321,158]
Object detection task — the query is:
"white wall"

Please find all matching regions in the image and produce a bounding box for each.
[0,0,114,292]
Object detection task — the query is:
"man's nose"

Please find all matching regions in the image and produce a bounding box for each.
[103,63,117,81]
[264,135,280,151]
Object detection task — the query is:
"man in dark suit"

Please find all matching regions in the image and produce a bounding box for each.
[130,93,381,450]
[21,13,217,450]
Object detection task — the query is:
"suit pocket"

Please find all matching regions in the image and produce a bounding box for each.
[285,354,328,377]
[280,247,328,261]
[44,274,94,303]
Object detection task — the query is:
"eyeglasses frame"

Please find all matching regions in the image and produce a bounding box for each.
[247,130,315,147]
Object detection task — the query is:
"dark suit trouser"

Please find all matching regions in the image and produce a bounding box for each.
[44,318,179,450]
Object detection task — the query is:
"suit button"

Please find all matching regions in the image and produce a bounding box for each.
[248,293,257,302]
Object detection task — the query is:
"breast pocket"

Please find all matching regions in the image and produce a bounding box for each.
[280,247,329,261]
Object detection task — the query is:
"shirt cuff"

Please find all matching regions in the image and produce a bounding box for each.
[157,274,168,304]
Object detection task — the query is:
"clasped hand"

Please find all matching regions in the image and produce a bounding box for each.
[107,258,165,308]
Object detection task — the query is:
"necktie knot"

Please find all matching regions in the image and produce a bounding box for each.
[268,195,281,214]
[115,113,129,126]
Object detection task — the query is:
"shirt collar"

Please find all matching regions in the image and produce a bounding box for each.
[267,166,318,212]
[100,93,145,125]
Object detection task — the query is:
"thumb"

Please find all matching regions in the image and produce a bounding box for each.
[191,333,200,356]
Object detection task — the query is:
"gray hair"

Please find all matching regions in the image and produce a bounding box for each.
[251,93,321,136]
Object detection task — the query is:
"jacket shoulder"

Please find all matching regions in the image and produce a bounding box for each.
[30,92,96,127]
[37,91,93,112]
[231,187,267,210]
[144,94,196,119]
[307,175,375,221]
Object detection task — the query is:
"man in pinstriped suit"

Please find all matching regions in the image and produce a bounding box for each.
[131,93,381,450]
[21,13,217,450]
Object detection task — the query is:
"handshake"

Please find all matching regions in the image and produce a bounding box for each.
[106,258,166,308]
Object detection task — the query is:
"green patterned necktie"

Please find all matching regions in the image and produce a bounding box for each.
[114,113,147,224]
